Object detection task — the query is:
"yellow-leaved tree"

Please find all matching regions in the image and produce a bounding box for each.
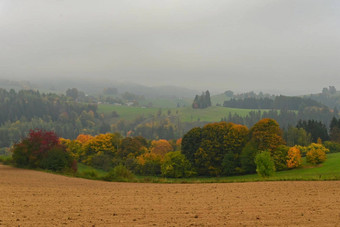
[306,143,329,165]
[286,146,302,169]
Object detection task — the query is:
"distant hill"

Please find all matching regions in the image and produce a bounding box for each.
[6,78,199,99]
[303,86,340,110]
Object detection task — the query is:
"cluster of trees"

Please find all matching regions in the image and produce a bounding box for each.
[181,119,332,177]
[223,107,334,134]
[192,91,211,109]
[224,90,274,100]
[12,130,76,171]
[11,118,335,179]
[182,119,284,176]
[223,95,323,110]
[296,120,329,142]
[58,133,184,177]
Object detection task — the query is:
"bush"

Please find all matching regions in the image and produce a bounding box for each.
[324,141,340,153]
[161,151,194,178]
[104,165,134,181]
[306,143,328,165]
[40,146,74,172]
[255,151,275,177]
[286,146,302,169]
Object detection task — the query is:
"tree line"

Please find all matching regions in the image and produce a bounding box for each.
[11,118,339,178]
[223,95,323,110]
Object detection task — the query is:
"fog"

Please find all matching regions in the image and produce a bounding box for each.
[1,0,339,94]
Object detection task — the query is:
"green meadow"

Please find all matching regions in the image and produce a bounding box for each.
[98,105,260,123]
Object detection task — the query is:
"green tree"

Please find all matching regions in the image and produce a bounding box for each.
[240,141,258,174]
[181,127,202,164]
[255,151,275,177]
[161,151,193,178]
[285,127,311,146]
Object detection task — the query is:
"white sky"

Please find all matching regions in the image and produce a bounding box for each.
[0,0,339,94]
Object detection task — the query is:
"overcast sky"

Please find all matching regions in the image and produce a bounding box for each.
[0,0,339,94]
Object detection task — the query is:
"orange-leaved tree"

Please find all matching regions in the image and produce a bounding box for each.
[150,139,173,158]
[286,146,302,169]
[76,134,94,144]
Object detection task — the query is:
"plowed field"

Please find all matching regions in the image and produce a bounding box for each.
[1,164,340,226]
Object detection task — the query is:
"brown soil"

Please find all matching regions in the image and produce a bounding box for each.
[1,165,340,226]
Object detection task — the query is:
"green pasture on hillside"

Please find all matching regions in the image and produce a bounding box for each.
[98,105,260,123]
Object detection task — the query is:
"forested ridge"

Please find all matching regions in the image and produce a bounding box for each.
[0,88,100,147]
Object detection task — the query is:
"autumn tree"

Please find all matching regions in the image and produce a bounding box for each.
[136,152,162,175]
[76,134,94,144]
[306,143,328,165]
[175,138,182,151]
[59,137,82,161]
[250,118,285,152]
[81,133,121,170]
[119,136,148,160]
[150,139,173,158]
[271,145,289,171]
[286,146,302,168]
[12,129,75,171]
[182,122,248,176]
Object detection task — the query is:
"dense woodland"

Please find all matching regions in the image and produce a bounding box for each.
[0,88,101,147]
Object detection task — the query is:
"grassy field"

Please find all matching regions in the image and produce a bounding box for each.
[71,152,340,183]
[98,105,260,123]
[138,97,192,108]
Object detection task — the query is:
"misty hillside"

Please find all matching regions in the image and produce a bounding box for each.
[1,78,198,99]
